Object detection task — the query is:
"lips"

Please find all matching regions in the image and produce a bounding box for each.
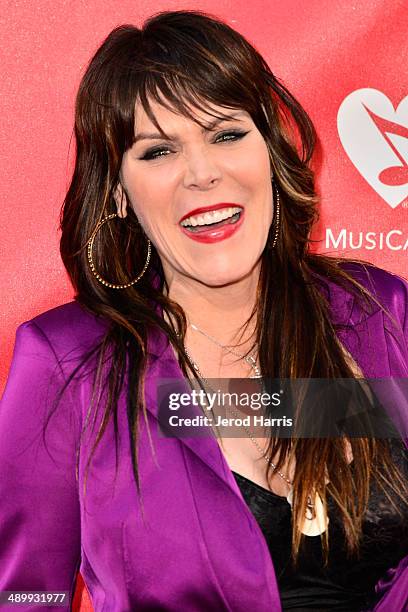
[179,202,244,224]
[179,203,245,244]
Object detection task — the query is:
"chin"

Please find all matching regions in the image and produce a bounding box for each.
[195,265,256,288]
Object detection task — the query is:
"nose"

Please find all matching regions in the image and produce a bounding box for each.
[182,148,222,190]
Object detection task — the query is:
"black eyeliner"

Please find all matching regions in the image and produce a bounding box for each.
[139,129,250,161]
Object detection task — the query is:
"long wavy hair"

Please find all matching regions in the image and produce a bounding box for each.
[59,9,407,562]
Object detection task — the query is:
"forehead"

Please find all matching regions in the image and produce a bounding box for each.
[133,96,250,134]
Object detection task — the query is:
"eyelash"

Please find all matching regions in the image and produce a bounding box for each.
[139,130,250,161]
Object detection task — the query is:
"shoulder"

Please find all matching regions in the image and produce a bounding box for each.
[28,300,109,339]
[313,259,408,333]
[15,301,110,371]
[339,260,408,296]
[338,261,408,326]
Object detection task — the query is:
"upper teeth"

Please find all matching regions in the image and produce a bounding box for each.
[181,207,241,227]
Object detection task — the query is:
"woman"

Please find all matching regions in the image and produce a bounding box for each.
[0,9,407,612]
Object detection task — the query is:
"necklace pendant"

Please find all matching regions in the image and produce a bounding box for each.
[286,489,329,536]
[286,486,293,507]
[305,496,316,521]
[300,493,329,537]
[249,371,262,379]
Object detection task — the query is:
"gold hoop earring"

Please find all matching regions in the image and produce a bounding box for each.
[271,182,280,249]
[87,213,151,289]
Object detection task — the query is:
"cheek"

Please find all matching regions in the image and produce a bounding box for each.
[129,199,178,253]
[126,183,166,234]
[235,143,271,192]
[254,151,272,187]
[130,206,161,239]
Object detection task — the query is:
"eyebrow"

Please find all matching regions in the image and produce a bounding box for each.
[133,111,247,144]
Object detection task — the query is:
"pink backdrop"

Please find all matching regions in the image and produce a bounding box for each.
[1,1,407,609]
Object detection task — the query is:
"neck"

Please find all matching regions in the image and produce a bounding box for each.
[164,266,260,346]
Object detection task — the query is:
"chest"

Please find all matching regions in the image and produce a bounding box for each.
[215,435,291,496]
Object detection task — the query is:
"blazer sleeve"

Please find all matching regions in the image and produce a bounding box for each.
[0,321,82,611]
[371,272,408,612]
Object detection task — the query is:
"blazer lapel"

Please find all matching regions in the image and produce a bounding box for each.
[145,330,245,499]
[144,324,282,611]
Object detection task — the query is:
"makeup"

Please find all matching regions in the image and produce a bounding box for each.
[179,204,244,244]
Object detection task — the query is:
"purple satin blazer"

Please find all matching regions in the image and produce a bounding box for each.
[1,263,407,612]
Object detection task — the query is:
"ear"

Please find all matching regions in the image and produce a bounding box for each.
[113,182,128,218]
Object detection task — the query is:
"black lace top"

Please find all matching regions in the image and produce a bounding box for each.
[232,441,408,611]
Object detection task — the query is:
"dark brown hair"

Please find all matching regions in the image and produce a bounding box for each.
[59,10,406,562]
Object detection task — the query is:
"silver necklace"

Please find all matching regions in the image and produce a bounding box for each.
[186,322,293,489]
[181,342,331,535]
[176,324,328,534]
[189,322,262,379]
[182,343,295,493]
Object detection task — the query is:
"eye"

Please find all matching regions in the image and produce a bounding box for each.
[139,129,250,161]
[139,146,173,161]
[214,129,250,143]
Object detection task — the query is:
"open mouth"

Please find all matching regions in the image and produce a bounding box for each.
[180,207,242,233]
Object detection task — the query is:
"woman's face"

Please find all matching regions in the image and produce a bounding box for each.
[117,99,274,288]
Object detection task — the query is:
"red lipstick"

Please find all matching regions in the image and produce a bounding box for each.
[179,203,243,223]
[179,203,245,244]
